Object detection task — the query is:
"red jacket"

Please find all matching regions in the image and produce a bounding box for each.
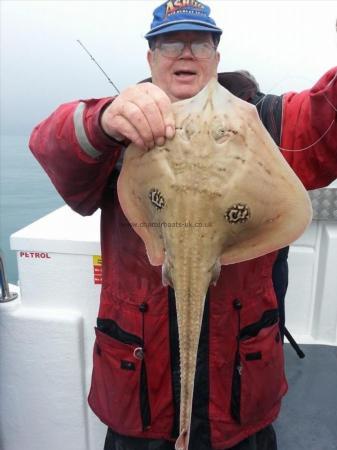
[29,68,337,449]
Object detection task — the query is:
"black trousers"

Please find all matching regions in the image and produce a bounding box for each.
[104,425,277,450]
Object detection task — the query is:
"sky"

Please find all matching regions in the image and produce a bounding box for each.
[1,0,337,136]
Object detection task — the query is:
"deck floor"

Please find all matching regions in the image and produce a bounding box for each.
[275,344,337,450]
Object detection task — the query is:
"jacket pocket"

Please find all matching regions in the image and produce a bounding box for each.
[88,319,151,433]
[231,309,287,425]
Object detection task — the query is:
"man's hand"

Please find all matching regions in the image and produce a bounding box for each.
[101,83,175,150]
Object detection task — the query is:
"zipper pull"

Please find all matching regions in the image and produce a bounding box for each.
[237,364,242,376]
[133,347,145,360]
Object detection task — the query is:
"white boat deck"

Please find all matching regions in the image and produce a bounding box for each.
[275,344,337,450]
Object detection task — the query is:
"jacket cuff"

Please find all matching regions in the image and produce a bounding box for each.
[75,97,127,160]
[89,97,128,149]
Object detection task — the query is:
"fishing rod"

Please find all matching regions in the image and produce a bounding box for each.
[76,39,120,94]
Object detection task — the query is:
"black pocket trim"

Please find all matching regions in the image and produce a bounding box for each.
[245,351,262,361]
[96,318,143,346]
[95,319,150,429]
[231,309,280,424]
[121,360,136,371]
[239,309,278,341]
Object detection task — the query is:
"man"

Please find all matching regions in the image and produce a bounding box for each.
[29,1,337,449]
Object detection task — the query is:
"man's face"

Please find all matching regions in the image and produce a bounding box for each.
[147,31,220,102]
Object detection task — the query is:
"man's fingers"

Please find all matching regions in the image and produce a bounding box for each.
[134,94,167,145]
[120,100,155,149]
[101,83,176,149]
[155,94,176,139]
[113,115,147,150]
[142,84,176,140]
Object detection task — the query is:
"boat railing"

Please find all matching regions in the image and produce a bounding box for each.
[0,251,18,303]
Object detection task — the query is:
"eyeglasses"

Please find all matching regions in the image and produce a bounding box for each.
[154,40,216,60]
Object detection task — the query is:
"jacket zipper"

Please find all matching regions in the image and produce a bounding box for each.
[139,302,151,430]
[231,299,242,423]
[140,360,151,428]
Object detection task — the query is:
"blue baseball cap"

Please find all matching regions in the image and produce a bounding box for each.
[145,0,222,40]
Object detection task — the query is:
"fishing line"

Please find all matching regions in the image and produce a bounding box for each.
[279,118,335,153]
[251,71,336,153]
[277,70,336,152]
[76,39,120,94]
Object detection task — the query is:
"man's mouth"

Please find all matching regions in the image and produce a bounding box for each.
[174,70,197,79]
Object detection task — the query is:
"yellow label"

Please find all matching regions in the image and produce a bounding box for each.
[93,255,102,266]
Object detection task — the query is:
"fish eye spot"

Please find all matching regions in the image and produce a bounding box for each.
[211,125,238,143]
[149,188,165,210]
[225,204,251,224]
[179,116,198,141]
[212,126,226,141]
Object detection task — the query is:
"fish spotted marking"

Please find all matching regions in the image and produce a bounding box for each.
[149,188,165,210]
[225,203,251,224]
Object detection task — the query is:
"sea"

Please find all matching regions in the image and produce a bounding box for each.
[0,135,65,284]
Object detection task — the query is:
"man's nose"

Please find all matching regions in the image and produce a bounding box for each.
[179,43,195,59]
